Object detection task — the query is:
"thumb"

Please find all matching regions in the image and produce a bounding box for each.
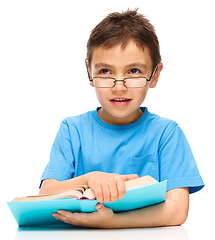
[121,174,139,182]
[96,203,113,215]
[96,203,104,212]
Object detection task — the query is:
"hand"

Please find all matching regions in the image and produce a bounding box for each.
[87,172,139,203]
[53,203,117,229]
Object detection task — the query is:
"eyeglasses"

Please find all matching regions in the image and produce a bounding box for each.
[86,60,158,89]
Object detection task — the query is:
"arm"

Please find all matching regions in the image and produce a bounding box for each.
[53,187,189,228]
[113,187,189,228]
[39,172,139,203]
[39,174,90,195]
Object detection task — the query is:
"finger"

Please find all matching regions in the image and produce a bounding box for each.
[96,203,104,211]
[93,184,103,203]
[115,175,126,199]
[54,210,86,226]
[53,211,70,223]
[121,174,139,182]
[102,181,111,203]
[96,203,114,216]
[108,178,118,202]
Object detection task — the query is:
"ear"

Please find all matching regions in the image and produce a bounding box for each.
[90,81,94,87]
[87,67,93,80]
[85,59,93,87]
[88,70,94,87]
[149,62,163,89]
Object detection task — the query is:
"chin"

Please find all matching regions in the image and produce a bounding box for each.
[109,109,140,121]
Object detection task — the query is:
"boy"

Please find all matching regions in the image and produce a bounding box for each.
[39,9,204,228]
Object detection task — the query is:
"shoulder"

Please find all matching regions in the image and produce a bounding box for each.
[58,110,96,134]
[145,108,178,132]
[145,110,191,151]
[143,108,185,147]
[63,111,92,124]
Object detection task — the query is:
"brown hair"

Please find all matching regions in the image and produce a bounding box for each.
[86,9,161,70]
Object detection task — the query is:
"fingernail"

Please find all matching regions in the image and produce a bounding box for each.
[97,203,103,209]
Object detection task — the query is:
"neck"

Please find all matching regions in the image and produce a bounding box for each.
[97,108,144,125]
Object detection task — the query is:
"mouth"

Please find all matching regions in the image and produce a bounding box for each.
[110,97,131,106]
[110,98,131,102]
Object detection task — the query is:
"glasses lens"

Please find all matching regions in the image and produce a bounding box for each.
[93,78,114,88]
[125,78,147,88]
[92,77,147,88]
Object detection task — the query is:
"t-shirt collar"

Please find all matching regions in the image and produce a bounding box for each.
[91,107,149,130]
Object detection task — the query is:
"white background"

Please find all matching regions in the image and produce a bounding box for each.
[1,0,214,239]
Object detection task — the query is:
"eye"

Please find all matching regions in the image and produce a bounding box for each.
[100,69,111,75]
[129,68,140,74]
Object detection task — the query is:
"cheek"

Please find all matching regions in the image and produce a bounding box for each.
[95,89,108,104]
[132,88,148,102]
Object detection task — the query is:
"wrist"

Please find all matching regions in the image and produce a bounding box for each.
[83,171,96,186]
[94,203,119,229]
[104,211,123,229]
[110,212,129,229]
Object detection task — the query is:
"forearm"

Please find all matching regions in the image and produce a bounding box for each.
[39,173,93,194]
[112,188,189,228]
[113,201,176,228]
[53,188,189,228]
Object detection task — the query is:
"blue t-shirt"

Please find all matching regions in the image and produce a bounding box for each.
[41,107,204,194]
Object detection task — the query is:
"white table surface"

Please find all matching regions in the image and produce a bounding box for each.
[14,226,188,240]
[2,220,213,240]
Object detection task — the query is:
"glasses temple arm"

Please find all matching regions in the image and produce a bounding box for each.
[148,64,158,81]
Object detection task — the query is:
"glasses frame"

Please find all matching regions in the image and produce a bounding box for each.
[85,59,158,89]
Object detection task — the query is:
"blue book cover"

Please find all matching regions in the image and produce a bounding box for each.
[7,178,167,226]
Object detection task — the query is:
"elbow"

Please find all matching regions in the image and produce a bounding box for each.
[164,188,189,227]
[178,209,189,226]
[170,213,188,226]
[39,179,60,195]
[165,205,189,227]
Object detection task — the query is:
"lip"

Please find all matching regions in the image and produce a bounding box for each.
[110,97,131,107]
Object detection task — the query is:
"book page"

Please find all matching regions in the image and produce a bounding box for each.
[12,186,88,202]
[79,188,96,200]
[125,175,158,191]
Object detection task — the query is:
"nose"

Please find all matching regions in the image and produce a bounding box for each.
[112,80,127,91]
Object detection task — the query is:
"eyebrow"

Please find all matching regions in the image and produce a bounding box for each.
[94,62,147,70]
[94,63,115,70]
[125,63,147,70]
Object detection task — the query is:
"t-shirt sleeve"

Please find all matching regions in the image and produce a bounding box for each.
[159,123,204,194]
[40,120,75,187]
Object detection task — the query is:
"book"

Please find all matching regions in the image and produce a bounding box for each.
[11,185,96,202]
[7,175,167,226]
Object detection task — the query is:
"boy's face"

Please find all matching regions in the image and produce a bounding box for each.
[89,40,161,125]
